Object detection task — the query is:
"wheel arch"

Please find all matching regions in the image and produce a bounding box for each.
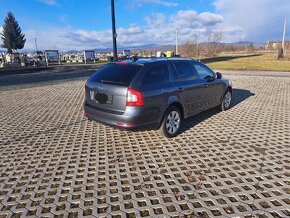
[227,85,232,94]
[170,102,184,120]
[157,101,184,129]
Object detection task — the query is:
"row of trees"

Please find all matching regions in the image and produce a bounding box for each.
[180,32,223,57]
[179,31,255,57]
[1,11,26,54]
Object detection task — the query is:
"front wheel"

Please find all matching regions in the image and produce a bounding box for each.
[221,90,232,111]
[158,106,181,138]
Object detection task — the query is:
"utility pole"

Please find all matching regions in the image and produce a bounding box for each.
[282,17,287,55]
[176,28,179,56]
[111,0,118,61]
[34,38,38,51]
[195,32,200,58]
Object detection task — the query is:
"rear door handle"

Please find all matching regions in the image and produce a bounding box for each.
[178,87,184,92]
[204,84,208,88]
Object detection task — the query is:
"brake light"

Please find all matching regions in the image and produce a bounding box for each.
[126,88,144,106]
[116,62,128,65]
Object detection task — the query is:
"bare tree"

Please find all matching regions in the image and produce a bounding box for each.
[193,32,201,57]
[180,32,201,57]
[204,31,224,56]
[246,43,255,54]
[180,39,195,57]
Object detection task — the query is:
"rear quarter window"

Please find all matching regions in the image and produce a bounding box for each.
[142,63,170,86]
[90,63,142,86]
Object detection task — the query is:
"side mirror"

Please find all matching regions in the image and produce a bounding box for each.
[205,75,215,82]
[216,72,222,79]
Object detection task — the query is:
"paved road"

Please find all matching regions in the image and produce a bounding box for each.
[0,70,289,217]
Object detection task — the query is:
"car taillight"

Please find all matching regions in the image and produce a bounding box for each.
[126,88,144,106]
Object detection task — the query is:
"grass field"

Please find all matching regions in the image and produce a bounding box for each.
[200,52,290,71]
[53,52,290,72]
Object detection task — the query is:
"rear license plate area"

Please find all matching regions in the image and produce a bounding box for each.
[95,92,113,104]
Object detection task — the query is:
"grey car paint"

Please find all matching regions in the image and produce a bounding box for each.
[84,58,232,130]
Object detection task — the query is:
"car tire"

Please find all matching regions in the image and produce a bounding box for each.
[221,89,232,111]
[158,106,181,138]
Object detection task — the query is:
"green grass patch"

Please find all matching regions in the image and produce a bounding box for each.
[200,53,290,71]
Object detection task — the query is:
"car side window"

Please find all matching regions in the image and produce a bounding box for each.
[142,63,169,86]
[168,62,179,81]
[173,61,198,81]
[192,62,215,80]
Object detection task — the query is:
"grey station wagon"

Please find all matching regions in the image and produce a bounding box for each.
[84,57,232,137]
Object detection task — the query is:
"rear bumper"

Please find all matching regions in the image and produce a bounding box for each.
[84,102,159,130]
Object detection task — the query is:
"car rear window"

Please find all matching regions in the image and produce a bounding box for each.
[90,63,143,86]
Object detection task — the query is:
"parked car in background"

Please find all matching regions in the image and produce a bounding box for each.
[84,57,232,137]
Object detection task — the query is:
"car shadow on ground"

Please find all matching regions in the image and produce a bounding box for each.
[179,88,255,135]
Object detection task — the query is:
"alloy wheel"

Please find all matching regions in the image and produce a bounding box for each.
[165,111,180,135]
[224,92,232,109]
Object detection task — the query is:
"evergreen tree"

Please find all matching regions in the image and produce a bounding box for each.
[1,11,26,53]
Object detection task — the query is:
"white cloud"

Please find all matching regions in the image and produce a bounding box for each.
[133,0,178,7]
[198,12,223,26]
[173,10,223,29]
[37,0,58,6]
[23,9,224,51]
[119,24,145,35]
[213,0,290,42]
[145,13,166,27]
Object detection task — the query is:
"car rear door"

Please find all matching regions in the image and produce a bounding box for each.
[137,62,173,123]
[170,60,207,117]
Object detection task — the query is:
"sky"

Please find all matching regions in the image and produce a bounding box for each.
[0,0,289,51]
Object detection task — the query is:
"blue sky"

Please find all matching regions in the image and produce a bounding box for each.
[0,0,289,51]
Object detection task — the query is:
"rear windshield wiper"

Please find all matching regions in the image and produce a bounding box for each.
[101,80,125,85]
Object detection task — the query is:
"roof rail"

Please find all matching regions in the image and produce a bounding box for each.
[130,56,138,62]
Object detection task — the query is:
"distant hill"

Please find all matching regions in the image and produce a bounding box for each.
[65,50,80,54]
